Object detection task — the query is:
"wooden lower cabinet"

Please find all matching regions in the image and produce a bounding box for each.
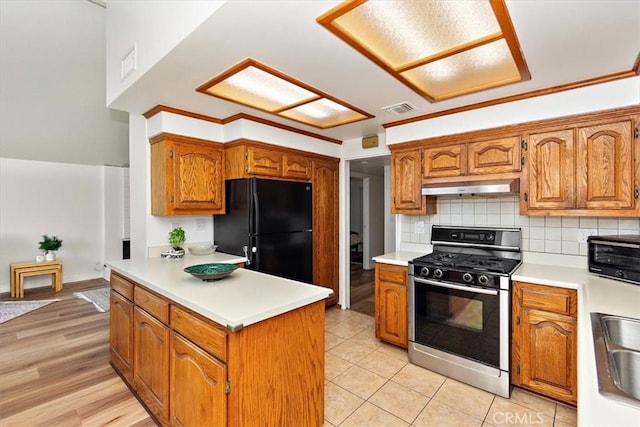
[110,272,325,426]
[133,307,170,424]
[374,263,408,348]
[109,290,133,383]
[170,332,226,426]
[512,281,577,405]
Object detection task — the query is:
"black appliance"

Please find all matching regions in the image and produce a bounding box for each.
[588,234,640,285]
[214,178,313,283]
[409,225,522,398]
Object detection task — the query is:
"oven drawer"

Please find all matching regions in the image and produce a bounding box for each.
[514,281,577,317]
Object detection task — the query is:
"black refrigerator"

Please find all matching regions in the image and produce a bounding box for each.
[214,178,313,283]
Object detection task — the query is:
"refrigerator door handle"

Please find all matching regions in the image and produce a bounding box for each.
[243,245,251,265]
[251,183,259,234]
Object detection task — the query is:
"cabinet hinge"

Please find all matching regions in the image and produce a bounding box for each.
[516,315,520,325]
[225,381,231,394]
[170,195,174,203]
[521,156,525,166]
[245,149,248,158]
[523,193,528,202]
[245,166,249,172]
[516,365,520,375]
[521,140,527,150]
[634,127,638,138]
[169,150,174,159]
[635,187,639,199]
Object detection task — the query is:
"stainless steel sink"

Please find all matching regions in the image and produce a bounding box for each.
[603,316,640,352]
[591,313,640,408]
[610,350,640,400]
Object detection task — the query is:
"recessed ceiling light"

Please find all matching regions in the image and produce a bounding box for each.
[318,0,530,102]
[196,58,373,129]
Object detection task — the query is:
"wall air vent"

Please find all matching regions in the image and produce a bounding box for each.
[382,102,415,115]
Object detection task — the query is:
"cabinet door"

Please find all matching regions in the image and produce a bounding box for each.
[283,154,311,181]
[110,290,133,383]
[134,307,170,424]
[374,263,408,348]
[468,136,521,174]
[512,281,577,405]
[423,144,466,178]
[313,159,339,306]
[391,149,435,214]
[576,120,636,210]
[525,130,575,210]
[519,309,577,404]
[172,142,224,213]
[247,147,283,177]
[170,332,226,427]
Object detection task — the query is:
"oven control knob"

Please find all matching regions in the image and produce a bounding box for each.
[434,269,443,279]
[615,270,626,278]
[478,275,490,286]
[462,272,473,283]
[420,267,430,277]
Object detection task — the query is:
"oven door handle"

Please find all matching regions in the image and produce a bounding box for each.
[413,277,500,296]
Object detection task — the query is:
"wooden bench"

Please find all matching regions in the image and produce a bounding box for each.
[9,260,63,298]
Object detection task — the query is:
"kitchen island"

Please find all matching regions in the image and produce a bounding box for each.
[107,254,331,427]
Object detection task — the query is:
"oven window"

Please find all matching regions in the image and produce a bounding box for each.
[592,244,640,272]
[414,282,501,368]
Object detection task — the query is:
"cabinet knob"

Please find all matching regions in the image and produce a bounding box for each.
[523,193,528,202]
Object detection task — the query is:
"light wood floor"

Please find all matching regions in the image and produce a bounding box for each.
[349,262,374,317]
[0,279,155,426]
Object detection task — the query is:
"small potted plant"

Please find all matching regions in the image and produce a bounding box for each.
[39,235,63,261]
[166,227,186,258]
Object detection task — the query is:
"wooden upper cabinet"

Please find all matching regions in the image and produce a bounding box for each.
[283,154,312,181]
[468,136,521,175]
[522,116,639,216]
[313,159,339,306]
[391,148,435,214]
[525,129,576,211]
[224,141,316,181]
[150,134,225,216]
[423,143,466,178]
[576,120,635,210]
[246,146,283,177]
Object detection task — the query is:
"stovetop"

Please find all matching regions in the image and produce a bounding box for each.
[413,252,520,274]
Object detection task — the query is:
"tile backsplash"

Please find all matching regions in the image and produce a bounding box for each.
[401,196,640,257]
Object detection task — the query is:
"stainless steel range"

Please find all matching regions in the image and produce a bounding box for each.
[408,225,522,398]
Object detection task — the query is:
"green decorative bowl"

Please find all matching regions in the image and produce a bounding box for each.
[184,263,238,282]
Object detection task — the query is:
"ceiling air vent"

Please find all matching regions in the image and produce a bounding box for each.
[382,102,415,115]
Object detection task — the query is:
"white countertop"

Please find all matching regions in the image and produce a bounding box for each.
[513,263,640,426]
[106,252,332,330]
[372,251,429,266]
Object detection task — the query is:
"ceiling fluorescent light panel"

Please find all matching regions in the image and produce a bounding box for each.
[318,0,530,102]
[196,59,372,129]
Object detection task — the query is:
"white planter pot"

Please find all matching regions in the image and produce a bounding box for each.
[45,252,56,261]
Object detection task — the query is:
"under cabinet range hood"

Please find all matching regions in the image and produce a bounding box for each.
[421,179,520,196]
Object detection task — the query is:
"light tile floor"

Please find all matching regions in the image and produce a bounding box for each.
[323,307,578,427]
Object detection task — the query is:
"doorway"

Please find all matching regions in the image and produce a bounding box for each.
[348,156,391,316]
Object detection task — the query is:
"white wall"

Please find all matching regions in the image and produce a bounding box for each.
[104,166,127,278]
[106,0,224,106]
[0,0,129,167]
[0,159,106,292]
[364,174,385,270]
[349,178,363,235]
[386,77,640,144]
